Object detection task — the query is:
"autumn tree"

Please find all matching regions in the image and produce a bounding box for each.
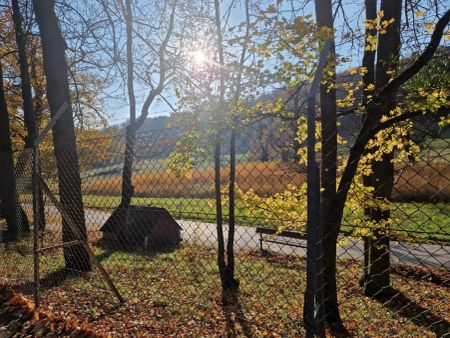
[0,59,30,240]
[33,0,91,272]
[360,0,377,292]
[323,5,450,325]
[92,0,177,237]
[358,0,402,298]
[313,0,340,325]
[169,0,274,295]
[235,1,450,330]
[10,0,47,231]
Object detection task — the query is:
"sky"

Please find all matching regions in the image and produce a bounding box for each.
[102,0,449,126]
[102,0,362,125]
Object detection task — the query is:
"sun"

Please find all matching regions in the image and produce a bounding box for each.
[190,49,208,67]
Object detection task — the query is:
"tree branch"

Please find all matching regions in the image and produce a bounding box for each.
[370,106,447,135]
[380,8,450,96]
[135,4,176,131]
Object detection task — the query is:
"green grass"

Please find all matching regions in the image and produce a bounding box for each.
[81,194,450,242]
[419,138,450,161]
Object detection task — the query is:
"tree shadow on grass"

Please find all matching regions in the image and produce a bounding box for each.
[392,263,450,288]
[96,248,115,262]
[12,268,85,295]
[221,289,253,337]
[0,230,32,245]
[95,238,180,261]
[379,288,450,336]
[328,321,353,338]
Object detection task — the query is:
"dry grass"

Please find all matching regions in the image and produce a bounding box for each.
[82,161,306,198]
[82,160,450,201]
[392,161,450,201]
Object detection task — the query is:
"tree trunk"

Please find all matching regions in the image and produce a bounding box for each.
[364,0,402,298]
[213,0,238,295]
[11,0,45,233]
[314,0,340,325]
[326,5,449,309]
[360,0,378,288]
[259,122,270,162]
[214,139,227,287]
[33,0,91,272]
[365,157,394,296]
[114,0,137,245]
[292,109,301,163]
[225,129,239,291]
[0,61,24,240]
[118,125,136,245]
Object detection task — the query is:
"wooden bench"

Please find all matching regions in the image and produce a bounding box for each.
[255,227,307,251]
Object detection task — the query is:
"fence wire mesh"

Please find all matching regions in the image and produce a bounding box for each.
[0,117,449,336]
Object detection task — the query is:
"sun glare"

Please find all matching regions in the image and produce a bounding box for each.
[191,49,207,66]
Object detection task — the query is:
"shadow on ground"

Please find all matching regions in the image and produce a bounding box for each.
[12,268,86,295]
[221,289,253,337]
[380,288,450,337]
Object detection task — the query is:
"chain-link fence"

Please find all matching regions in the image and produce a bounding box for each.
[0,117,449,336]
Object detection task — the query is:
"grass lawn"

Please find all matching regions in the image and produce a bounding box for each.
[1,236,449,337]
[81,194,450,242]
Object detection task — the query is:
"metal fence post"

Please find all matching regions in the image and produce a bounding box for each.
[32,145,40,308]
[31,102,68,308]
[304,42,330,337]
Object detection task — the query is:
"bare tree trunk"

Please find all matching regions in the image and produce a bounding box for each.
[226,128,238,289]
[314,0,340,326]
[29,38,47,237]
[11,0,45,233]
[12,0,37,146]
[213,0,227,292]
[364,0,402,298]
[106,0,174,248]
[215,140,228,285]
[33,0,91,272]
[117,0,138,243]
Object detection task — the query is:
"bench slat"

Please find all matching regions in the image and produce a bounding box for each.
[256,227,306,240]
[263,239,307,249]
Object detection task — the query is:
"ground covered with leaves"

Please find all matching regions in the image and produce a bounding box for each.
[0,285,104,337]
[1,241,449,337]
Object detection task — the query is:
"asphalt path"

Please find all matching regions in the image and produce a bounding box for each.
[42,206,450,270]
[75,209,450,270]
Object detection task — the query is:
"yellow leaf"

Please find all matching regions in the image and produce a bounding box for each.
[266,4,276,13]
[415,11,425,17]
[34,311,39,321]
[132,297,139,304]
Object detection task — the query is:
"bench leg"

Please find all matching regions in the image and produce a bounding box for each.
[259,233,263,252]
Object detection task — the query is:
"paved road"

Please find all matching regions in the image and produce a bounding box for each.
[46,206,450,270]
